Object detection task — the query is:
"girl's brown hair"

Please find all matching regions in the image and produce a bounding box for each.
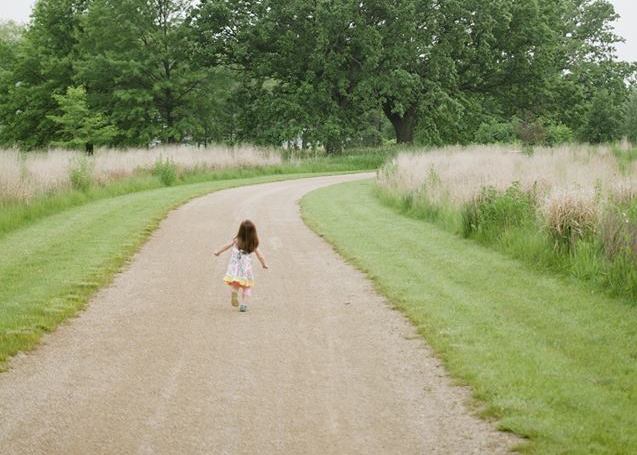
[235,220,259,253]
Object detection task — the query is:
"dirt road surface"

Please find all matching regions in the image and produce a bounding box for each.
[0,174,516,454]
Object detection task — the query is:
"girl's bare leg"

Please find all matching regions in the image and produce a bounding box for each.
[239,289,250,312]
[231,289,239,307]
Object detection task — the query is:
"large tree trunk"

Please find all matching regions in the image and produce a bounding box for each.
[383,104,417,144]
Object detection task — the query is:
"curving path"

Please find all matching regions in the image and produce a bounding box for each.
[0,174,515,454]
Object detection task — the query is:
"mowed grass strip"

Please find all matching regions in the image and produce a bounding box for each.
[0,173,326,369]
[301,180,637,455]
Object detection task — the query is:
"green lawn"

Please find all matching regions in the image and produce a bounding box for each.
[0,172,333,369]
[301,179,637,455]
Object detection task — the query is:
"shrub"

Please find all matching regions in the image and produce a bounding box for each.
[69,156,93,192]
[542,193,597,252]
[474,120,516,144]
[581,89,623,144]
[545,123,574,146]
[462,183,536,239]
[153,157,178,186]
[515,117,546,146]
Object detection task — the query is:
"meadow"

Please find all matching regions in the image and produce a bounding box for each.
[3,142,637,453]
[377,145,637,300]
[302,179,637,454]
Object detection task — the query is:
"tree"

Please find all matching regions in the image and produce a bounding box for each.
[549,0,633,133]
[0,0,89,149]
[48,86,118,152]
[622,88,637,143]
[77,0,209,145]
[194,0,382,152]
[0,21,24,142]
[1,0,633,150]
[581,88,622,143]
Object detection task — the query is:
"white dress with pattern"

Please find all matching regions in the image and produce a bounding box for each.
[223,245,254,288]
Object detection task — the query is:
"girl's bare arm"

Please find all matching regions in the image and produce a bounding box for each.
[214,241,234,256]
[255,249,268,269]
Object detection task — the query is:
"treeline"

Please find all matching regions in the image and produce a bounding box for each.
[0,0,635,152]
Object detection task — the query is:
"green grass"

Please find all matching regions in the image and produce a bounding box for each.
[378,183,637,302]
[301,179,637,454]
[0,149,389,238]
[0,172,343,369]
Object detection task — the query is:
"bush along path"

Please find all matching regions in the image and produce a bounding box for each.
[301,179,637,454]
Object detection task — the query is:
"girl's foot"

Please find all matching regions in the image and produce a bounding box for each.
[239,303,248,312]
[231,293,239,307]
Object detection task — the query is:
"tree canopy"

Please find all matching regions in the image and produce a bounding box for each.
[0,0,634,151]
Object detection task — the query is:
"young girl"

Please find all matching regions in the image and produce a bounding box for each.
[214,220,268,312]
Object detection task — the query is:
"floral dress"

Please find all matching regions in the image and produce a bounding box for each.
[223,243,255,292]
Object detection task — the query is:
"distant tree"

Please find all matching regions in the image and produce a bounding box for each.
[549,0,633,133]
[0,20,22,43]
[622,88,637,143]
[0,21,24,142]
[0,0,634,150]
[581,89,622,143]
[48,86,118,153]
[0,0,88,149]
[77,0,209,146]
[194,0,380,152]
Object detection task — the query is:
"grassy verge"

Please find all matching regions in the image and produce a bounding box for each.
[0,172,341,369]
[0,149,388,238]
[301,179,637,454]
[377,183,637,302]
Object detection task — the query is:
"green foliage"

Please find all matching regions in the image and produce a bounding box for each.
[598,200,637,294]
[461,183,537,241]
[0,0,87,149]
[622,88,637,143]
[581,89,623,143]
[474,119,516,144]
[48,86,118,150]
[0,0,634,149]
[76,0,215,146]
[514,117,546,146]
[153,157,178,186]
[68,156,93,192]
[545,122,574,145]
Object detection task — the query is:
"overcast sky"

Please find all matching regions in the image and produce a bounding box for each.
[1,0,636,61]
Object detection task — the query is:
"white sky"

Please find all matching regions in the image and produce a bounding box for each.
[1,0,636,61]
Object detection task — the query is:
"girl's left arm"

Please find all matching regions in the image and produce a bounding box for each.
[255,249,268,269]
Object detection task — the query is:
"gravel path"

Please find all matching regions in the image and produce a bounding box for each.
[0,174,516,454]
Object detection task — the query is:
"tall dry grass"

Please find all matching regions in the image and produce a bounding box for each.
[378,144,634,207]
[0,145,282,202]
[377,144,637,299]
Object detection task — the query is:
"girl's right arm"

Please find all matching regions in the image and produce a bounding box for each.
[214,239,235,256]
